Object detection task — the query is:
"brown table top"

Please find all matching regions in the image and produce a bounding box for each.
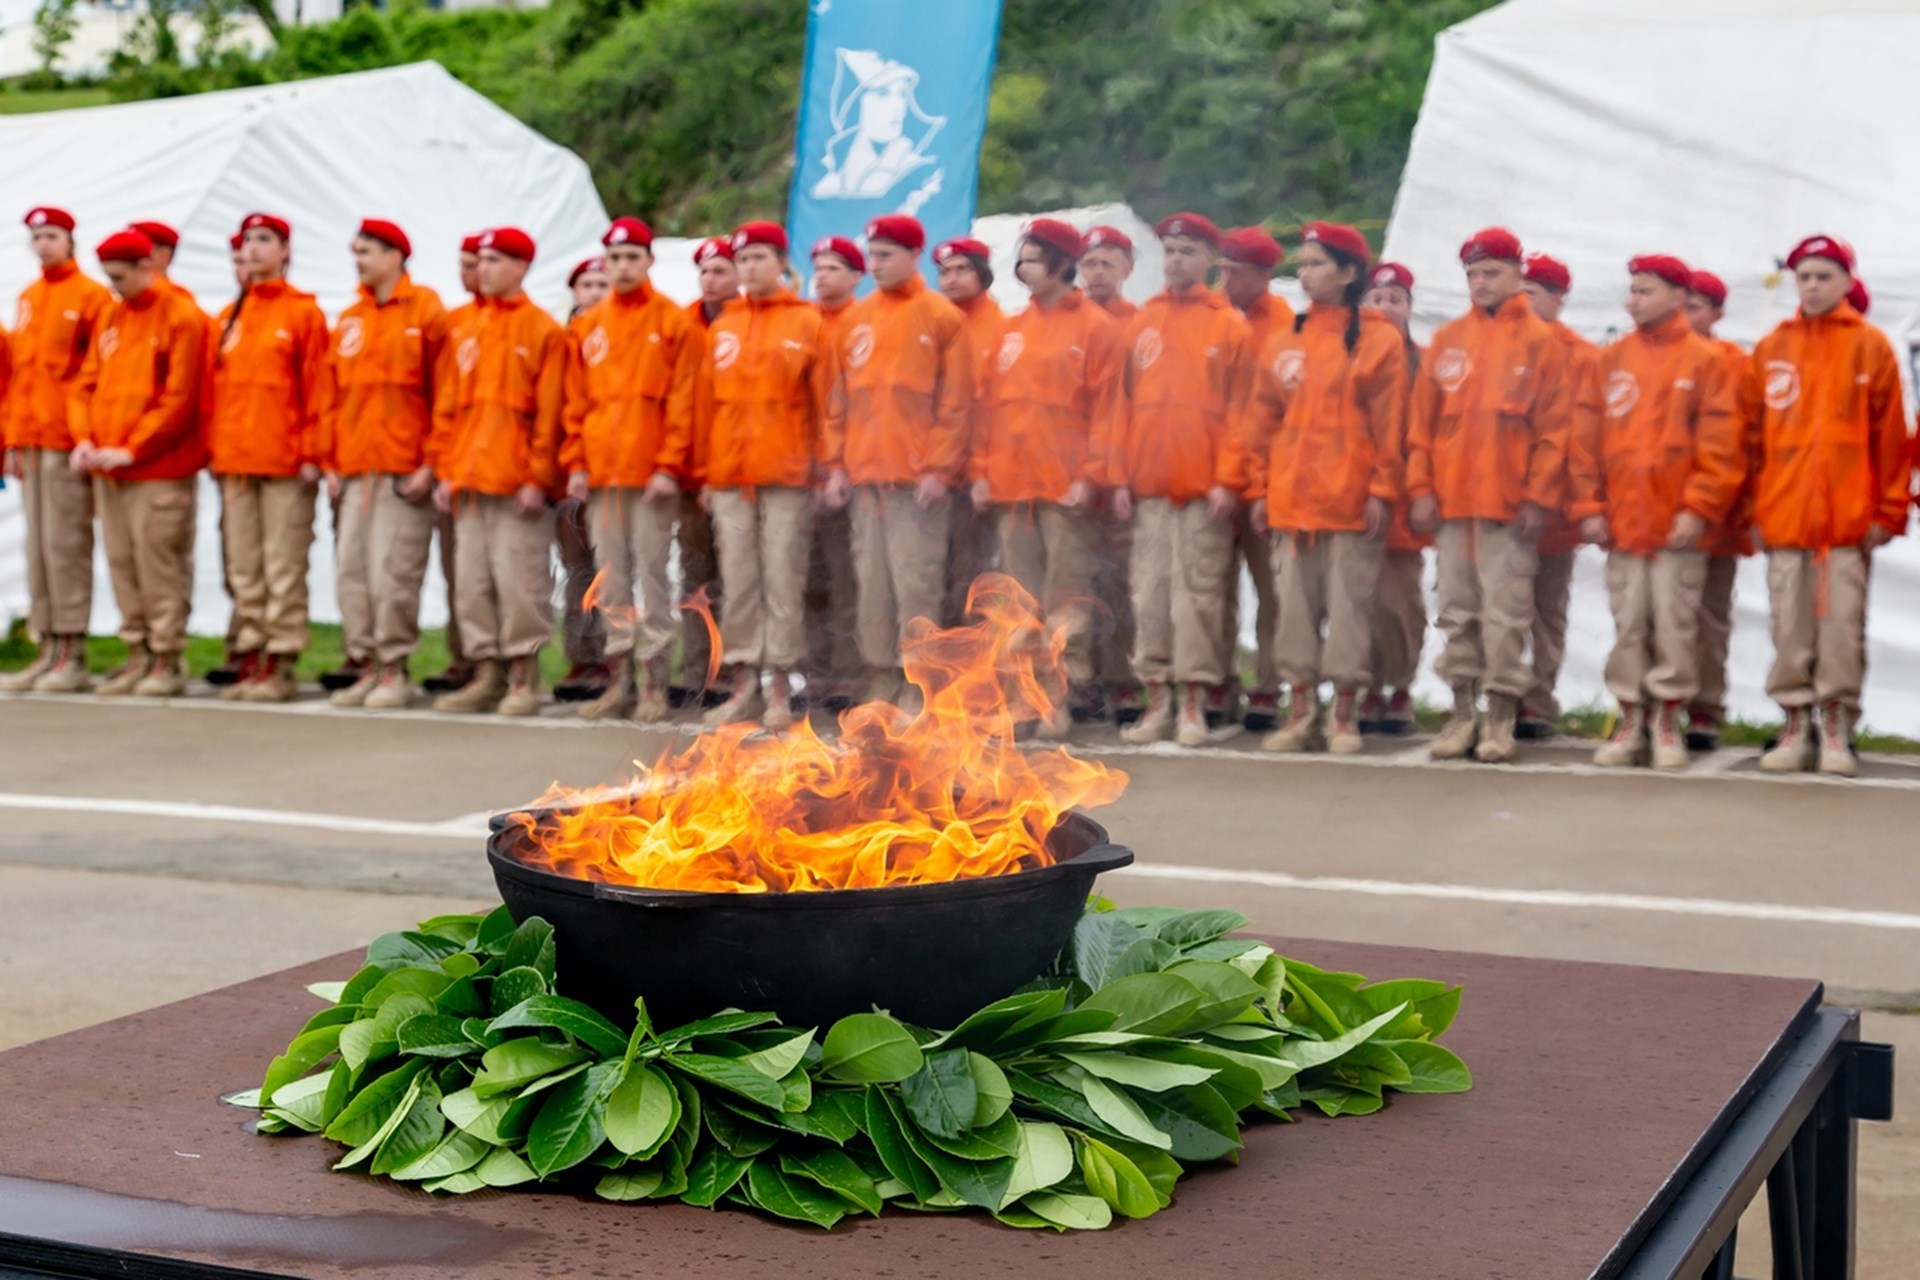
[0,937,1820,1280]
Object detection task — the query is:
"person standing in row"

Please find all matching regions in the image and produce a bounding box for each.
[970,217,1120,737]
[801,235,867,711]
[551,254,612,704]
[2,206,111,694]
[208,212,329,703]
[820,214,971,712]
[935,235,1004,629]
[696,220,832,730]
[320,219,446,710]
[1571,255,1743,771]
[1217,226,1294,732]
[563,216,699,723]
[129,222,194,308]
[1109,213,1252,747]
[1359,260,1426,736]
[431,227,567,716]
[1078,225,1140,723]
[1744,234,1910,776]
[67,229,207,697]
[1407,227,1571,764]
[676,236,737,704]
[423,233,486,696]
[1243,223,1406,754]
[1517,252,1597,739]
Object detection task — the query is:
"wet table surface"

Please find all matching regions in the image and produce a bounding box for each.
[0,937,1820,1280]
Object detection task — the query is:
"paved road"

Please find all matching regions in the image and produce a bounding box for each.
[1,692,1914,1275]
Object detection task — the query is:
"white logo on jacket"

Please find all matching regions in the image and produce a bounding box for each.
[1604,370,1639,419]
[98,327,119,360]
[1764,360,1800,411]
[220,320,243,354]
[713,331,742,371]
[335,316,365,359]
[1433,348,1472,394]
[1271,347,1306,393]
[456,336,480,376]
[582,326,611,367]
[15,299,31,330]
[847,323,876,370]
[996,331,1025,373]
[1133,327,1163,371]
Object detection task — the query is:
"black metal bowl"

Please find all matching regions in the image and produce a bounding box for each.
[486,808,1133,1030]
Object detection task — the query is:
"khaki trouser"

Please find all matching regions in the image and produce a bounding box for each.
[944,489,998,626]
[1130,497,1234,686]
[1766,547,1869,712]
[1273,530,1384,690]
[712,487,813,670]
[1602,549,1707,705]
[221,475,317,655]
[998,502,1099,686]
[453,494,555,661]
[678,494,720,681]
[335,475,437,665]
[850,485,952,669]
[555,499,605,669]
[1524,549,1575,721]
[1372,548,1427,691]
[1434,518,1539,698]
[435,508,465,667]
[1223,508,1281,694]
[586,488,678,662]
[19,447,94,637]
[804,506,863,689]
[1092,512,1135,685]
[96,477,195,656]
[1694,555,1739,720]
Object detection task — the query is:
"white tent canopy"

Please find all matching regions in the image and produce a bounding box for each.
[1383,0,1920,733]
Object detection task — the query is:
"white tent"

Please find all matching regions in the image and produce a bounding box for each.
[1384,0,1920,733]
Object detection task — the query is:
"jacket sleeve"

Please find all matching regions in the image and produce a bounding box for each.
[1683,344,1745,527]
[420,300,448,460]
[656,311,699,485]
[64,326,100,447]
[688,329,715,490]
[807,322,838,485]
[1867,336,1912,537]
[1404,350,1441,501]
[1363,328,1408,505]
[559,333,589,477]
[1522,335,1572,513]
[927,307,972,485]
[295,302,328,468]
[529,325,567,493]
[1107,320,1140,489]
[966,335,995,485]
[314,325,341,471]
[1082,314,1123,488]
[1565,348,1608,523]
[125,309,206,463]
[820,326,848,474]
[1235,340,1284,502]
[1211,315,1254,494]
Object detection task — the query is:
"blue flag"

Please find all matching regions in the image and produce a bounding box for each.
[787,0,1005,291]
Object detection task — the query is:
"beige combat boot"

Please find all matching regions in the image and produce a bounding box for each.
[762,669,797,732]
[218,652,261,701]
[705,664,765,727]
[1429,682,1479,760]
[1649,701,1691,771]
[1816,700,1858,778]
[96,645,153,697]
[434,658,506,714]
[634,657,670,723]
[1325,686,1364,756]
[1592,702,1647,768]
[495,656,542,717]
[1758,707,1814,774]
[132,654,187,698]
[241,653,298,703]
[330,663,379,707]
[579,659,637,722]
[32,636,92,694]
[1120,682,1174,744]
[1473,692,1520,764]
[1261,683,1320,753]
[1175,683,1210,747]
[0,640,54,692]
[362,662,417,710]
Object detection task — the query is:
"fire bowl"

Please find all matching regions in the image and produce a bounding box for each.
[487,809,1134,1030]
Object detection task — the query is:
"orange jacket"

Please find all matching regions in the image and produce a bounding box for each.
[1568,311,1743,556]
[822,274,972,486]
[1238,292,1296,362]
[692,288,831,490]
[1700,336,1757,557]
[1406,291,1571,522]
[206,279,329,477]
[817,298,856,350]
[1242,304,1407,533]
[970,289,1121,503]
[1386,339,1430,551]
[1109,284,1253,500]
[955,294,1005,390]
[1099,296,1137,322]
[429,298,485,473]
[67,285,207,482]
[686,298,728,332]
[318,275,447,477]
[561,281,699,489]
[432,293,568,498]
[1741,303,1911,550]
[7,261,112,450]
[1537,322,1599,555]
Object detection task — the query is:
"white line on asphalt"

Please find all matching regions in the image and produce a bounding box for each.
[1114,862,1920,931]
[0,793,488,840]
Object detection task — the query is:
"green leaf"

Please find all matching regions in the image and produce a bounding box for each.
[1277,1003,1406,1071]
[863,1087,940,1202]
[474,1146,539,1187]
[487,966,550,1017]
[338,963,392,1007]
[926,989,1065,1052]
[898,1116,1015,1212]
[475,904,519,954]
[262,1025,343,1104]
[919,1109,1020,1161]
[422,1170,488,1194]
[435,976,486,1018]
[733,1029,816,1080]
[396,1013,475,1059]
[367,930,466,968]
[775,1090,863,1144]
[260,1072,332,1132]
[704,1101,782,1158]
[1361,980,1464,1039]
[324,1060,425,1145]
[362,967,452,1010]
[999,1121,1074,1207]
[1130,1082,1244,1162]
[604,1063,679,1158]
[670,1053,791,1110]
[389,1127,490,1182]
[1059,1051,1218,1092]
[747,1159,848,1229]
[305,981,349,1002]
[416,913,484,946]
[819,1013,926,1083]
[652,1010,780,1047]
[526,1061,620,1177]
[488,995,629,1058]
[1071,911,1144,989]
[1078,1135,1161,1218]
[1151,909,1250,948]
[370,1079,446,1176]
[501,917,556,981]
[778,1066,812,1114]
[298,1003,361,1036]
[1110,936,1181,981]
[1341,1042,1415,1089]
[1074,1072,1173,1150]
[1381,1039,1473,1093]
[681,1144,752,1207]
[460,1017,506,1051]
[899,1048,977,1140]
[472,1039,589,1098]
[1181,938,1264,962]
[1103,1138,1182,1208]
[781,1148,883,1215]
[1005,1068,1129,1143]
[596,1169,666,1201]
[1077,973,1203,1036]
[1021,1191,1113,1230]
[1165,961,1266,1031]
[333,1075,423,1170]
[967,1052,1012,1127]
[1136,1043,1265,1109]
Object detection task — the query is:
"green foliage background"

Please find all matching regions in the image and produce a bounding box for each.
[46,0,1495,236]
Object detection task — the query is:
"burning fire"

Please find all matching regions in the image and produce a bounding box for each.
[507,574,1128,893]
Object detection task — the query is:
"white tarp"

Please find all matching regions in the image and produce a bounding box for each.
[1383,0,1920,732]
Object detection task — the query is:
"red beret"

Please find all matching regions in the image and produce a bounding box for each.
[229,232,244,252]
[568,257,605,288]
[97,230,154,263]
[1300,221,1370,268]
[357,218,411,258]
[1461,227,1524,266]
[1221,226,1284,271]
[602,217,653,249]
[1369,262,1415,292]
[1155,212,1222,250]
[1848,278,1871,316]
[459,233,483,255]
[241,212,291,242]
[867,215,926,251]
[1082,225,1134,258]
[933,237,991,266]
[810,235,865,273]
[1688,270,1727,308]
[129,220,178,249]
[479,226,535,263]
[693,236,734,265]
[24,207,74,233]
[1021,218,1084,260]
[1627,254,1691,289]
[1522,252,1571,292]
[731,221,789,254]
[1785,233,1855,274]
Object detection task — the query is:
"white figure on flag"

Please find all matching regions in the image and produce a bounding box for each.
[811,48,946,201]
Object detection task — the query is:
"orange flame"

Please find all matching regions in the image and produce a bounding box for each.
[507,573,1128,893]
[582,569,724,695]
